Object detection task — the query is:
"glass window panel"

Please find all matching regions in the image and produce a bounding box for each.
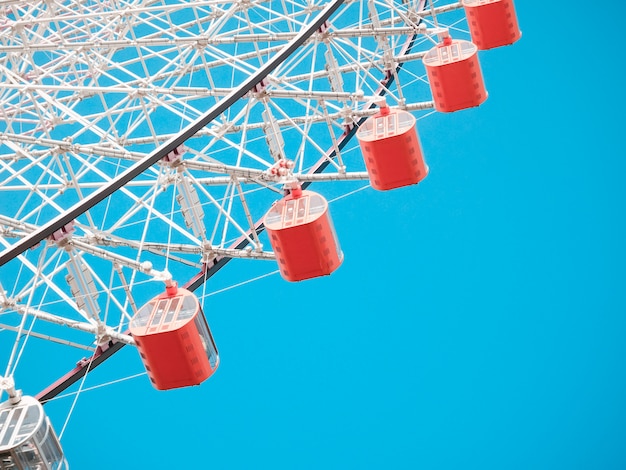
[38,422,64,470]
[358,119,373,137]
[130,301,155,329]
[14,404,40,442]
[0,408,22,447]
[283,200,296,226]
[296,197,307,221]
[461,40,477,58]
[386,114,396,135]
[0,410,9,444]
[423,48,439,64]
[265,204,283,226]
[15,442,44,469]
[308,194,326,216]
[164,297,179,325]
[149,299,168,327]
[375,116,385,137]
[177,296,196,322]
[397,112,414,131]
[327,214,343,261]
[451,44,459,60]
[33,419,64,470]
[440,47,449,63]
[194,313,218,369]
[34,421,46,444]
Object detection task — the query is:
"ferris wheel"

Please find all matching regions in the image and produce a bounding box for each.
[0,0,520,466]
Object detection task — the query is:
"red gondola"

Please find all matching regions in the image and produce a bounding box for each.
[264,187,343,282]
[130,283,219,391]
[423,37,487,113]
[462,0,521,50]
[356,104,428,191]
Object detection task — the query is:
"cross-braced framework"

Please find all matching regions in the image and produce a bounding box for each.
[0,0,470,397]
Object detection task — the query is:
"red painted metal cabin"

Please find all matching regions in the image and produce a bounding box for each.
[462,0,521,50]
[130,284,219,390]
[423,37,487,113]
[264,188,343,282]
[356,105,428,191]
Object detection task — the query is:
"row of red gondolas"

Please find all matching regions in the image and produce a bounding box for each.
[0,3,521,469]
[130,0,521,391]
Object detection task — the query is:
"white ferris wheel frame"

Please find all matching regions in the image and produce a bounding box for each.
[0,0,473,402]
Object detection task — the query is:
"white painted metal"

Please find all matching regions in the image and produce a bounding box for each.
[0,0,468,389]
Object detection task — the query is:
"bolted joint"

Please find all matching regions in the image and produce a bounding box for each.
[250,77,270,97]
[0,376,22,405]
[163,145,186,166]
[317,20,331,35]
[48,221,75,248]
[267,158,295,177]
[283,180,302,198]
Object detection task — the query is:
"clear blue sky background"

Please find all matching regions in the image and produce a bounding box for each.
[32,2,626,469]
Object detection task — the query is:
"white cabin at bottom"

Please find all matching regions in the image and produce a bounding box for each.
[0,395,67,469]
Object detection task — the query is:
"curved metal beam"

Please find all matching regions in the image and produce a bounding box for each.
[0,0,345,267]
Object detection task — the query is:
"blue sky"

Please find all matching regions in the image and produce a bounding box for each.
[18,1,626,469]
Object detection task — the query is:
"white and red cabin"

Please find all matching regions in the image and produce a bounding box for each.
[130,284,219,391]
[423,37,487,113]
[264,188,343,282]
[356,105,428,191]
[462,0,521,51]
[0,395,67,469]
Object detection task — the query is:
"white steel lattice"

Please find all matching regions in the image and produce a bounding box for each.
[0,0,469,386]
